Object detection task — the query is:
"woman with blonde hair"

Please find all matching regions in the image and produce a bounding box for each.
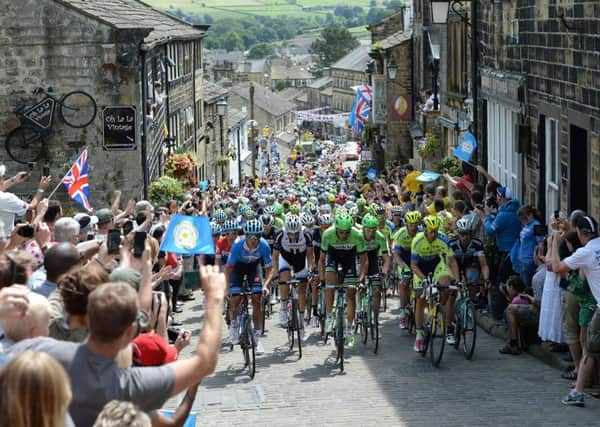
[0,350,72,427]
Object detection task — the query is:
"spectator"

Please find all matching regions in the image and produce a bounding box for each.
[499,275,543,355]
[93,401,151,427]
[553,215,600,406]
[73,213,98,242]
[9,265,225,425]
[0,350,73,427]
[95,209,115,240]
[0,291,49,351]
[515,205,544,287]
[0,251,33,288]
[538,229,566,346]
[43,200,62,233]
[480,186,522,318]
[30,243,80,298]
[53,217,80,245]
[49,267,109,342]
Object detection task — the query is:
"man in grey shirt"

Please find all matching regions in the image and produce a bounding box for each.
[10,265,225,426]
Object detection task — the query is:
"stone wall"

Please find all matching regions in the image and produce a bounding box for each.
[0,0,145,209]
[370,11,405,44]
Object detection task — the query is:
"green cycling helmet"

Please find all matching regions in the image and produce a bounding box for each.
[335,213,353,232]
[357,197,367,207]
[274,203,284,216]
[289,204,300,215]
[362,214,378,229]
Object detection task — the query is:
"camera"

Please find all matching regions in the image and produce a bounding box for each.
[485,197,498,209]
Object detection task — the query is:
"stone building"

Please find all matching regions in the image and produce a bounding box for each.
[270,63,314,91]
[477,0,600,220]
[331,45,371,114]
[307,76,333,110]
[201,79,228,184]
[0,0,207,205]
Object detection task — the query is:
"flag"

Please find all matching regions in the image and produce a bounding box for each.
[416,170,441,182]
[454,131,477,162]
[348,85,372,134]
[63,149,91,210]
[160,215,215,255]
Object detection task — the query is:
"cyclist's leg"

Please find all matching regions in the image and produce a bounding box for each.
[342,265,358,328]
[228,270,244,343]
[399,266,411,308]
[435,261,455,324]
[278,258,291,325]
[325,254,338,314]
[412,274,426,351]
[250,267,264,332]
[372,278,382,320]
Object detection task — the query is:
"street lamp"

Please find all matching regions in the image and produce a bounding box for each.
[387,59,398,80]
[216,97,227,184]
[430,0,451,24]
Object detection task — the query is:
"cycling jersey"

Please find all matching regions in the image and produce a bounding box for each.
[321,226,366,275]
[261,227,277,249]
[273,217,284,230]
[364,230,389,276]
[378,223,393,242]
[392,227,418,266]
[449,237,484,273]
[226,237,273,294]
[216,236,234,265]
[312,227,322,262]
[273,229,313,273]
[410,231,453,277]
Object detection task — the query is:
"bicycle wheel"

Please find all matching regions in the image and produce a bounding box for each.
[429,304,446,368]
[372,317,379,354]
[294,301,303,359]
[261,297,267,337]
[462,302,477,360]
[5,126,45,164]
[287,307,295,351]
[382,282,388,312]
[248,324,256,380]
[453,313,461,350]
[336,318,344,372]
[362,312,369,345]
[59,91,97,128]
[241,317,250,367]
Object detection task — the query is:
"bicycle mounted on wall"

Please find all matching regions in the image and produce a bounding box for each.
[5,87,97,164]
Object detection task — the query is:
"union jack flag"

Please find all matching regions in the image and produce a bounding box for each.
[63,149,91,210]
[348,85,372,134]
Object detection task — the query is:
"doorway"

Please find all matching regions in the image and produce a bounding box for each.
[569,125,588,212]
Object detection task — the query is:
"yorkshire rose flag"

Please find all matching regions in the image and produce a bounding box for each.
[160,215,215,255]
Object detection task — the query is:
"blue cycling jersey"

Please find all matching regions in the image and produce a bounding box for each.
[226,237,273,268]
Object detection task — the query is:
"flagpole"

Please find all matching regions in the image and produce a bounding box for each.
[46,177,64,199]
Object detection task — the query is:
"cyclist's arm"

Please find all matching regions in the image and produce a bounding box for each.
[358,252,368,282]
[382,253,391,275]
[447,254,460,282]
[318,250,326,281]
[392,246,404,267]
[271,249,280,277]
[410,257,426,281]
[478,254,490,282]
[306,247,316,272]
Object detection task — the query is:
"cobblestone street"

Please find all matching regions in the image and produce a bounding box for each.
[166,291,599,426]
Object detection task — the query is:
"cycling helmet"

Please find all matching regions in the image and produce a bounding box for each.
[423,215,441,231]
[357,197,366,207]
[260,214,274,227]
[300,212,314,226]
[336,192,347,205]
[243,219,263,235]
[362,214,379,229]
[404,211,422,225]
[320,204,332,214]
[349,206,358,217]
[257,198,266,208]
[307,205,319,217]
[210,222,222,235]
[222,220,238,233]
[214,209,227,223]
[456,216,474,233]
[287,194,297,203]
[245,209,255,220]
[266,194,275,203]
[318,213,333,226]
[373,205,386,217]
[391,205,403,215]
[274,203,284,216]
[334,213,353,232]
[264,206,276,216]
[285,215,302,233]
[327,194,336,203]
[289,204,300,215]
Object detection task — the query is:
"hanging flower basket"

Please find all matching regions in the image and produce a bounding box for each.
[216,155,229,167]
[164,152,197,188]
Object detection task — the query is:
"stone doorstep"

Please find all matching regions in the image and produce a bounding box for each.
[475,311,575,372]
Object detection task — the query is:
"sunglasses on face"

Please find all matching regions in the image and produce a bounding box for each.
[337,230,350,236]
[246,234,259,241]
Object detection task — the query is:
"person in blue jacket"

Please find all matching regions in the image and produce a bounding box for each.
[514,205,545,287]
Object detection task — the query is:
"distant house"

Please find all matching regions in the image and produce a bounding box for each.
[228,84,296,133]
[235,59,268,86]
[279,87,308,110]
[202,79,229,183]
[330,45,371,114]
[270,63,314,90]
[307,76,333,110]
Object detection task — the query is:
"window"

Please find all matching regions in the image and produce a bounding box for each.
[168,112,180,146]
[545,118,559,219]
[510,19,519,44]
[486,101,521,199]
[194,40,202,71]
[183,43,192,75]
[167,43,181,82]
[448,19,468,95]
[195,99,203,131]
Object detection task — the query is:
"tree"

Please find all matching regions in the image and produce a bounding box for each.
[223,31,243,52]
[309,27,359,69]
[248,43,276,59]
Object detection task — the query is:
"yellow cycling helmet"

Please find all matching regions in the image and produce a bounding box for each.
[328,194,336,203]
[423,215,441,231]
[405,211,422,225]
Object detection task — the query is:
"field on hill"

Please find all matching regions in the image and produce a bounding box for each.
[146,0,379,20]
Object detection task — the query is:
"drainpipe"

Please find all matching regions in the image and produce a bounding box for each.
[140,48,149,199]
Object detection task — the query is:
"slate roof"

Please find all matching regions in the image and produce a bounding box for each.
[54,0,205,48]
[308,76,332,89]
[331,45,371,72]
[278,87,304,101]
[230,84,296,117]
[236,59,267,74]
[270,64,313,81]
[227,107,247,127]
[203,79,228,103]
[379,30,412,50]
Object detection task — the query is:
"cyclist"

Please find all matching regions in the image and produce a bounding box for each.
[449,217,490,303]
[225,219,274,355]
[392,210,422,329]
[271,215,316,340]
[390,205,404,233]
[216,220,239,268]
[361,214,391,322]
[410,215,460,351]
[201,222,221,266]
[320,212,368,347]
[311,213,333,327]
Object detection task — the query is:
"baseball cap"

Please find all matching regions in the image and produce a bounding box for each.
[134,200,154,216]
[131,333,178,366]
[496,187,512,200]
[576,215,598,235]
[109,267,142,291]
[96,208,114,225]
[74,213,98,234]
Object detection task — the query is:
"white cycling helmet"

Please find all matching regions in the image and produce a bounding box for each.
[285,214,302,233]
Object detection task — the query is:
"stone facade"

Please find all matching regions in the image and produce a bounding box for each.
[477,0,600,218]
[368,10,405,43]
[0,0,205,207]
